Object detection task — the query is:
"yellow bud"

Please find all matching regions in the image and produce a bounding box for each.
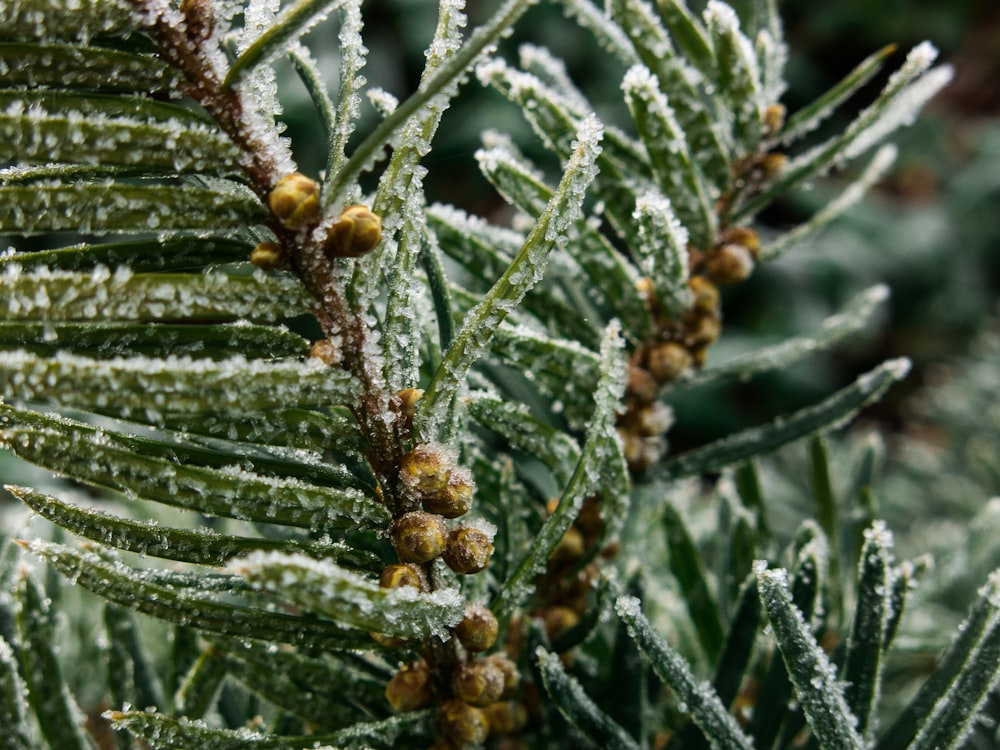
[268,173,320,230]
[705,243,754,286]
[484,654,520,698]
[722,226,761,260]
[633,402,674,438]
[453,659,505,707]
[439,699,490,746]
[683,313,722,348]
[424,467,474,519]
[758,152,788,178]
[454,604,499,653]
[541,605,580,640]
[379,563,426,591]
[385,661,432,713]
[636,276,655,300]
[250,241,285,270]
[551,526,585,563]
[619,428,645,467]
[690,344,709,368]
[323,204,382,258]
[763,103,786,136]
[309,339,339,366]
[397,387,424,423]
[400,443,455,499]
[443,526,494,575]
[391,511,448,564]
[688,275,720,313]
[485,701,528,735]
[626,364,659,405]
[646,341,693,383]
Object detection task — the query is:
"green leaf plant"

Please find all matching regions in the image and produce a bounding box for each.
[0,0,993,748]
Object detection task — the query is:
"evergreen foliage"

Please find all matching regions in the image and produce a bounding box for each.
[0,0,994,748]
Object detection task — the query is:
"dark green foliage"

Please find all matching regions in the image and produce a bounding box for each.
[0,0,996,748]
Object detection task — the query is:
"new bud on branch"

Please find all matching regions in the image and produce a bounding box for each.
[268,173,320,230]
[323,204,382,259]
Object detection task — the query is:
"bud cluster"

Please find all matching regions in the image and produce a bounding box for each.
[386,442,493,582]
[385,602,527,746]
[266,173,381,258]
[700,227,762,287]
[621,222,764,468]
[531,495,610,642]
[378,438,512,745]
[616,101,788,470]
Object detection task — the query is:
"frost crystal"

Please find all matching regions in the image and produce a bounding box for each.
[704,1,739,33]
[840,66,952,164]
[230,551,464,638]
[518,43,590,115]
[416,114,602,438]
[367,88,399,117]
[633,190,691,317]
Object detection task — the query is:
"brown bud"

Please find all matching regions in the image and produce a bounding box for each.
[763,103,786,136]
[722,226,761,260]
[484,654,520,698]
[636,276,655,300]
[400,443,455,499]
[385,661,432,713]
[323,204,382,258]
[443,526,494,575]
[424,467,474,519]
[646,341,693,383]
[757,152,787,178]
[309,339,339,366]
[249,241,285,270]
[619,428,645,467]
[397,387,424,424]
[633,402,674,438]
[379,563,426,591]
[454,604,499,653]
[541,605,580,640]
[551,527,585,563]
[631,436,667,468]
[705,243,754,285]
[576,496,604,542]
[688,275,720,314]
[268,172,320,230]
[485,701,529,735]
[391,511,447,564]
[627,363,660,405]
[439,699,490,746]
[683,312,722,348]
[453,659,506,707]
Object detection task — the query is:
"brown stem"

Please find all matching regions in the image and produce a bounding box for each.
[135,0,407,512]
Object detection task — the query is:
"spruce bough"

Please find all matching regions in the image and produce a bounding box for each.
[0,0,994,748]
